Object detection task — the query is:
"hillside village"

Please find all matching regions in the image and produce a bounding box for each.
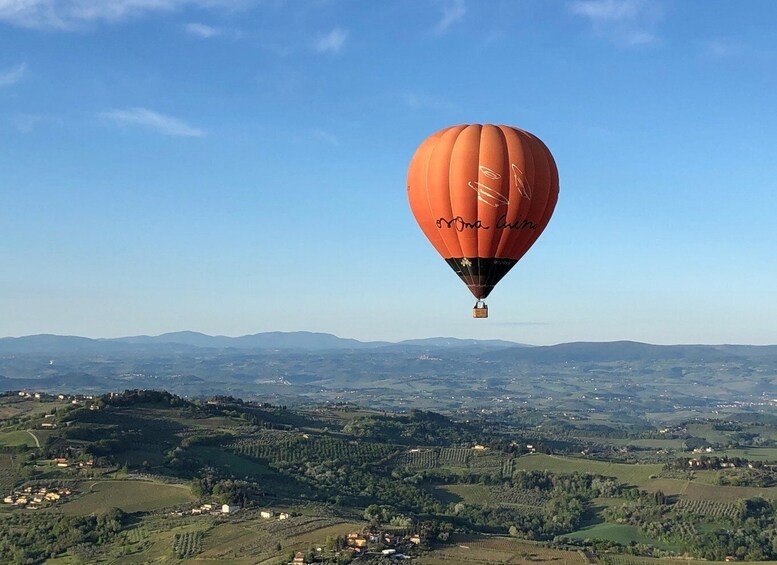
[2,485,71,509]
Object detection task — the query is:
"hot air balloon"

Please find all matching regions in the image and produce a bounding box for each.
[407,124,558,318]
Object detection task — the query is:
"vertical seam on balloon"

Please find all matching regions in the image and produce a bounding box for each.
[475,126,483,299]
[494,125,512,260]
[515,133,542,259]
[516,133,552,260]
[530,135,559,254]
[508,132,539,259]
[425,130,455,263]
[449,126,472,290]
[486,125,511,293]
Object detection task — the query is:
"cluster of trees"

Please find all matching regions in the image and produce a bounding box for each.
[100,389,189,408]
[0,508,127,564]
[664,456,752,471]
[691,531,776,561]
[604,488,777,560]
[343,410,477,446]
[663,456,777,487]
[191,476,261,505]
[717,468,777,487]
[511,469,622,498]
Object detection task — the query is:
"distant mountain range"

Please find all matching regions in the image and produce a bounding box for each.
[0,331,522,354]
[1,333,776,413]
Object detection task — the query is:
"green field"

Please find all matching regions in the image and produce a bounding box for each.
[608,438,686,450]
[598,557,777,565]
[0,398,69,420]
[708,447,777,461]
[640,477,691,496]
[565,522,681,551]
[435,483,490,504]
[192,446,277,478]
[685,424,730,444]
[60,480,195,514]
[641,475,777,501]
[515,454,663,486]
[0,430,39,447]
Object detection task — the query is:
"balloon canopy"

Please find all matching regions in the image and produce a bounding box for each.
[407,124,559,302]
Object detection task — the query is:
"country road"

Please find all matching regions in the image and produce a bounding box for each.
[26,430,41,448]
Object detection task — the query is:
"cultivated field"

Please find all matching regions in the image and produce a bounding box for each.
[565,523,680,552]
[436,483,548,507]
[515,454,663,486]
[60,480,195,515]
[0,430,40,447]
[419,535,586,565]
[681,481,777,503]
[0,453,20,494]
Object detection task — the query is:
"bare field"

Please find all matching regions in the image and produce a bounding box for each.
[643,477,777,502]
[641,478,691,496]
[287,521,362,544]
[515,454,663,486]
[419,535,585,565]
[682,481,777,502]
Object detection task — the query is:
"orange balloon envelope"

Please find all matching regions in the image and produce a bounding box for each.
[407,124,559,302]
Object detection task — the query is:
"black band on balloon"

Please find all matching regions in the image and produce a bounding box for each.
[444,258,518,300]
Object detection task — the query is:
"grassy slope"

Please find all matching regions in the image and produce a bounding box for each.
[59,480,195,515]
[0,430,38,447]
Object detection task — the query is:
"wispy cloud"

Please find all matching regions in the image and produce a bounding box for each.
[10,113,64,133]
[289,128,340,146]
[12,113,42,133]
[0,0,240,30]
[402,90,455,112]
[702,39,741,58]
[0,62,27,87]
[100,107,205,137]
[314,27,347,54]
[570,0,643,21]
[568,0,660,46]
[433,0,466,35]
[184,22,220,38]
[311,129,338,146]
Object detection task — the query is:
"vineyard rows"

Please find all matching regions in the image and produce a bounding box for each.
[438,448,470,466]
[0,455,19,494]
[396,448,476,469]
[230,436,396,466]
[601,556,651,565]
[264,516,343,536]
[674,498,738,518]
[468,453,508,472]
[173,531,203,558]
[488,487,549,507]
[125,526,148,545]
[395,449,439,468]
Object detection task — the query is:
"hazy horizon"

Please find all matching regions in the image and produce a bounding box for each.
[1,329,775,349]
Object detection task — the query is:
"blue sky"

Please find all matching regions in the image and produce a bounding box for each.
[1,0,776,345]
